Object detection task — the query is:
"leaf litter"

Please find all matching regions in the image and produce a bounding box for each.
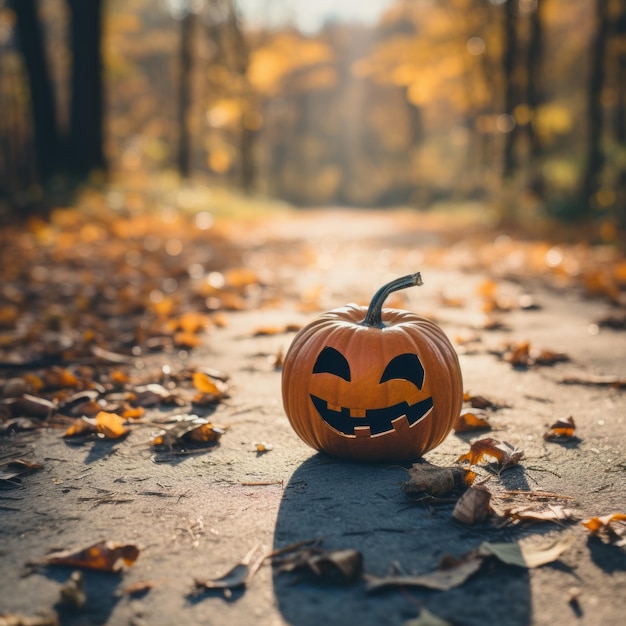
[38,540,140,573]
[192,544,267,598]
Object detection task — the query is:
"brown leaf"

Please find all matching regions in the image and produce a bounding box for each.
[152,415,225,448]
[6,394,56,419]
[365,552,484,593]
[0,459,43,482]
[453,409,491,433]
[193,545,266,596]
[463,392,507,410]
[42,540,140,572]
[501,341,569,367]
[403,462,474,496]
[452,486,492,524]
[306,549,363,584]
[543,416,576,440]
[496,504,578,526]
[457,438,524,470]
[276,548,363,585]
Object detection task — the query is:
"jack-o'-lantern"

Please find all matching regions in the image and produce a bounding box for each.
[281,273,463,461]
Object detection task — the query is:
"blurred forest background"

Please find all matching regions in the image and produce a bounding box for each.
[1,0,625,242]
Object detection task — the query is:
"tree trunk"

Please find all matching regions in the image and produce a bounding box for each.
[581,0,610,213]
[67,0,106,178]
[11,0,60,183]
[502,0,519,180]
[526,0,545,196]
[177,10,195,179]
[227,1,256,193]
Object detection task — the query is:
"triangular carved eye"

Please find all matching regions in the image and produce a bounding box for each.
[313,346,351,382]
[379,353,425,389]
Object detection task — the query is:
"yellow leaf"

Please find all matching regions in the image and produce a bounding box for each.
[95,411,128,439]
[192,372,221,395]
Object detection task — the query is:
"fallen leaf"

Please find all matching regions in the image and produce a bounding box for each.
[6,394,56,419]
[95,411,128,439]
[0,459,43,482]
[403,462,474,496]
[478,534,574,568]
[306,549,363,584]
[133,383,178,407]
[42,540,140,572]
[452,486,492,524]
[453,409,491,433]
[500,341,569,368]
[365,552,484,593]
[63,417,97,438]
[543,416,576,440]
[43,367,80,389]
[152,415,225,449]
[192,545,266,597]
[463,393,502,410]
[582,512,626,544]
[457,438,524,470]
[495,504,578,526]
[276,548,363,585]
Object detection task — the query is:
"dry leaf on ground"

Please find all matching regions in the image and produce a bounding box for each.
[403,462,474,496]
[0,459,43,483]
[493,504,578,526]
[274,547,363,584]
[478,534,574,568]
[582,513,626,545]
[41,540,139,572]
[543,416,576,440]
[192,545,266,597]
[463,393,506,410]
[152,415,226,449]
[457,438,524,470]
[452,486,492,524]
[453,409,491,433]
[365,552,484,593]
[95,411,129,439]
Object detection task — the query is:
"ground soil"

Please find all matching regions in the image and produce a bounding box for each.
[1,207,625,626]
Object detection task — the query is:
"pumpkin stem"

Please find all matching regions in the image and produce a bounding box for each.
[361,272,423,328]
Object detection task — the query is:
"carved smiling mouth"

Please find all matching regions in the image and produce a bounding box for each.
[310,394,434,437]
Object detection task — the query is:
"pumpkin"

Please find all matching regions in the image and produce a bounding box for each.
[281,272,463,462]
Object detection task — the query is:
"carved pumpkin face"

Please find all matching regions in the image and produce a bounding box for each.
[309,346,434,437]
[282,273,463,462]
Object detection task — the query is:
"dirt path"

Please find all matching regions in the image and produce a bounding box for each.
[1,207,625,626]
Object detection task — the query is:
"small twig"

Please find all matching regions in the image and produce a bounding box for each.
[502,490,575,500]
[240,480,284,487]
[266,538,322,559]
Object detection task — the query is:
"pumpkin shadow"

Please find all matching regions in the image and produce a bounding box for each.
[272,454,532,626]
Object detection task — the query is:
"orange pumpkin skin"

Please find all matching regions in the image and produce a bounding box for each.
[282,275,463,462]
